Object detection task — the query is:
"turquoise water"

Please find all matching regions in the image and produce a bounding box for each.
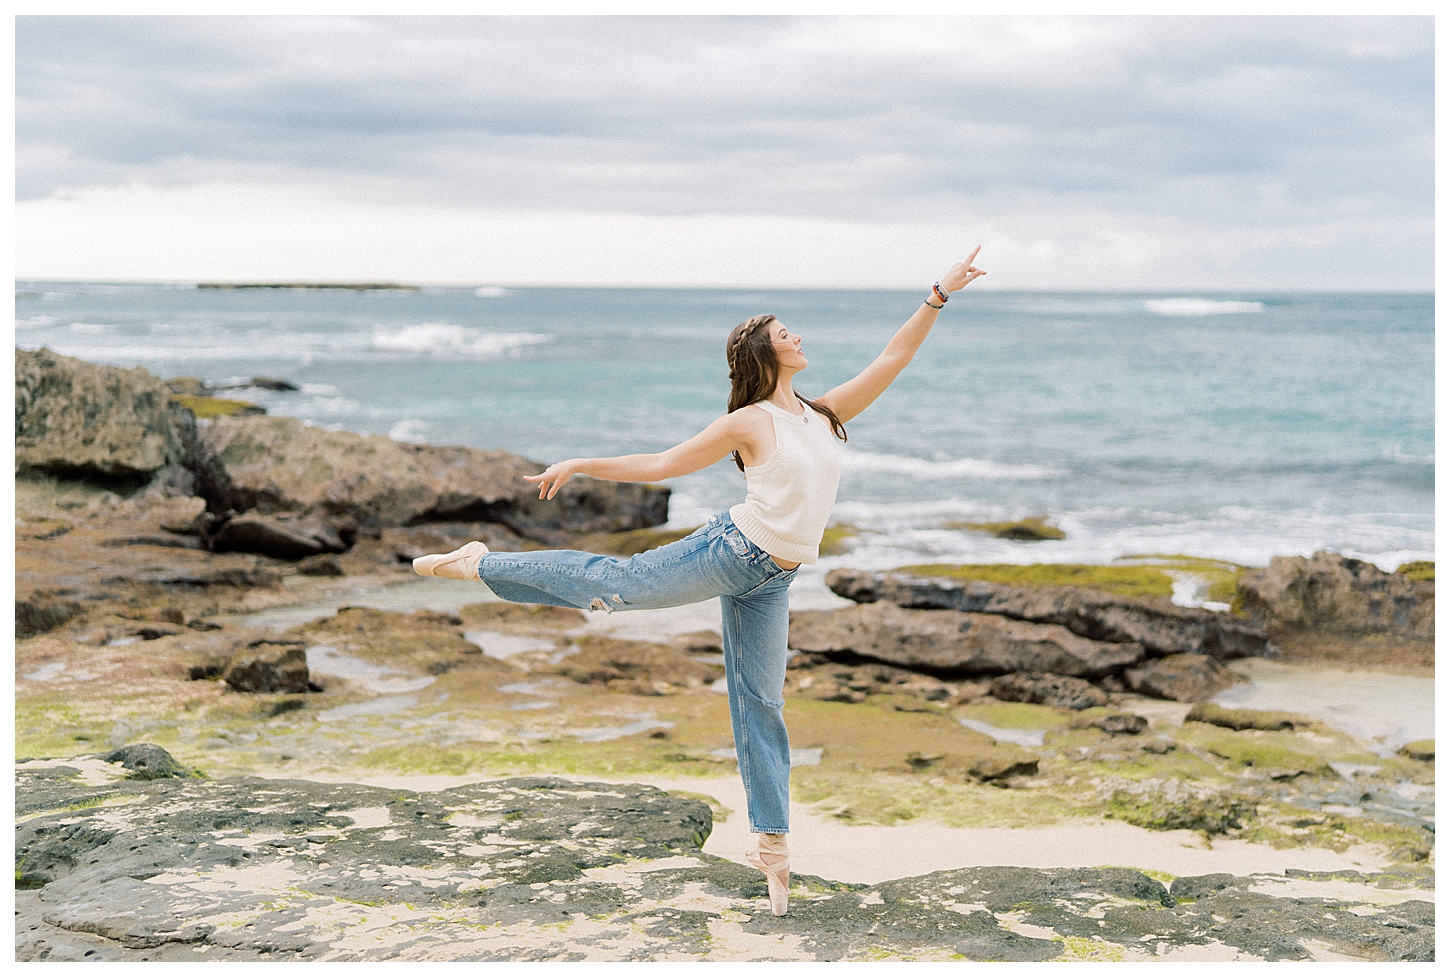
[15,284,1432,576]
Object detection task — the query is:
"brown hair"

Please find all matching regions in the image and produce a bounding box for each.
[725,314,847,471]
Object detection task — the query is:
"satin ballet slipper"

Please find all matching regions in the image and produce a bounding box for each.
[744,849,790,916]
[412,541,489,580]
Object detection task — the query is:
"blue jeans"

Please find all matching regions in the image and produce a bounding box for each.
[476,511,798,834]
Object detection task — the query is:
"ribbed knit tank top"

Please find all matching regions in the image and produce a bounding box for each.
[729,398,842,565]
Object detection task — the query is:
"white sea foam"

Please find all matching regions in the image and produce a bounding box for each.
[68,322,114,334]
[474,286,509,298]
[816,501,1432,576]
[1144,298,1265,316]
[19,341,312,362]
[371,322,550,358]
[16,315,57,328]
[389,419,429,443]
[296,396,363,419]
[840,447,1064,481]
[300,383,339,396]
[1387,445,1433,465]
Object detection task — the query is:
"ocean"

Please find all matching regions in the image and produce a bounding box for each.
[15,283,1433,589]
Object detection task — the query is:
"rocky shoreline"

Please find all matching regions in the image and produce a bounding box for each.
[14,752,1435,961]
[13,348,1437,960]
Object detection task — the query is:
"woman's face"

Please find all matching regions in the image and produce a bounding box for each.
[770,319,807,372]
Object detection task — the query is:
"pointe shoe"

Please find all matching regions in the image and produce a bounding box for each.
[412,541,489,580]
[744,849,790,916]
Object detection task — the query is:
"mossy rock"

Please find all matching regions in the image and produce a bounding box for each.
[171,393,266,419]
[1116,554,1247,605]
[1196,736,1333,780]
[897,562,1176,599]
[1398,739,1433,761]
[1185,702,1318,732]
[575,526,701,556]
[459,601,586,631]
[1396,560,1434,582]
[819,523,860,556]
[1101,777,1253,835]
[945,516,1065,541]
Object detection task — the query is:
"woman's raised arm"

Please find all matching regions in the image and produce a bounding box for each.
[524,411,754,500]
[815,249,986,424]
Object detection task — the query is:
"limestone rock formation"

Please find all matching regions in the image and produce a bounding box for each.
[1185,702,1317,732]
[14,759,1433,962]
[101,744,198,781]
[224,643,311,694]
[989,672,1109,710]
[1123,653,1239,702]
[826,569,1271,660]
[15,348,190,481]
[197,414,670,536]
[788,601,1144,678]
[1236,551,1433,640]
[207,512,349,560]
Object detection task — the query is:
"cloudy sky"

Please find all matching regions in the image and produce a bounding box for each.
[14,15,1434,289]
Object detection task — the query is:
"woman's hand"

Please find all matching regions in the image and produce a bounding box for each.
[524,459,583,500]
[938,246,986,294]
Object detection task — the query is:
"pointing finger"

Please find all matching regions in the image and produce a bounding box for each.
[966,245,981,263]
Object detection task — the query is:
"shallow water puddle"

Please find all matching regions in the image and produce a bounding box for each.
[571,718,674,742]
[1216,659,1433,755]
[708,747,823,766]
[221,577,494,631]
[317,695,420,722]
[957,718,1047,747]
[462,630,559,660]
[21,661,67,681]
[306,645,435,694]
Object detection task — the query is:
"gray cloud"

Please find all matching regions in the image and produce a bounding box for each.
[15,15,1433,261]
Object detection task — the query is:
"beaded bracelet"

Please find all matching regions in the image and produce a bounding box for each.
[932,282,949,304]
[924,299,945,310]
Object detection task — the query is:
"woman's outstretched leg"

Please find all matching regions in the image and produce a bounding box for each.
[414,514,774,614]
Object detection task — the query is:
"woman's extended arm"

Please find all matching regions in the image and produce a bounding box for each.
[815,249,986,424]
[524,411,752,500]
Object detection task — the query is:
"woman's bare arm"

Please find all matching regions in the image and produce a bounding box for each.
[525,410,757,500]
[815,249,986,424]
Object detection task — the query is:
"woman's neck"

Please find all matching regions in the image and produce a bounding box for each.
[767,377,801,413]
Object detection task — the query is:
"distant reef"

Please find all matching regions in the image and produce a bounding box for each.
[196,282,420,291]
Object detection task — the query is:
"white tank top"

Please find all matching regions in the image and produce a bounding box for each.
[729,398,842,565]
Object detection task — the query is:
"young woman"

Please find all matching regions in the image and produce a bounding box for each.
[414,249,986,915]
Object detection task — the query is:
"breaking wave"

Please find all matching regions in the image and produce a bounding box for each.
[370,322,550,357]
[840,447,1065,481]
[1144,298,1265,316]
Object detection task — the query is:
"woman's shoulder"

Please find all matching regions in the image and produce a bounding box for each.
[727,402,775,424]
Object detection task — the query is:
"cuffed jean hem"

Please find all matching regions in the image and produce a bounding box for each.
[475,511,797,833]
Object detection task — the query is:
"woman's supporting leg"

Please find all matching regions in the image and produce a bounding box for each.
[745,831,791,916]
[720,574,793,835]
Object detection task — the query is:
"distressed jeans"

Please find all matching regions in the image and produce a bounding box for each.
[476,511,798,833]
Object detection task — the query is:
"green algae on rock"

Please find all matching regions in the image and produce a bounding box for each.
[945,516,1066,541]
[819,522,860,556]
[170,393,266,419]
[891,561,1174,598]
[1185,702,1318,732]
[1396,561,1434,582]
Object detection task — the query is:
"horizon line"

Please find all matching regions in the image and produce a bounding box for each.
[13,278,1435,295]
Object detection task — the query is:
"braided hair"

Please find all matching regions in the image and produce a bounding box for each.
[725,314,847,472]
